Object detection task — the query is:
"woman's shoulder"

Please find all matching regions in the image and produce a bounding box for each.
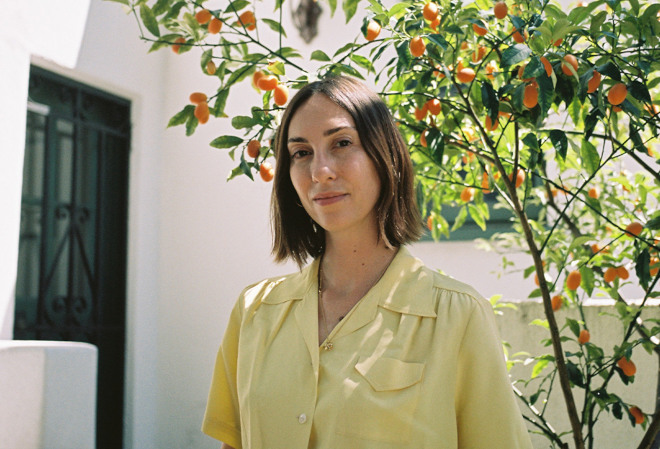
[381,248,490,317]
[234,260,319,314]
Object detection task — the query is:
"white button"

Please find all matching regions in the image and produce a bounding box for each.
[298,413,307,424]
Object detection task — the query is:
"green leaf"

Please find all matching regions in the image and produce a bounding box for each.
[468,204,486,230]
[311,50,331,61]
[103,0,129,5]
[636,249,651,289]
[212,89,229,116]
[566,360,585,387]
[530,319,549,329]
[629,81,652,103]
[451,206,468,231]
[231,115,257,129]
[549,129,568,160]
[428,34,449,50]
[531,355,555,378]
[343,0,359,23]
[580,140,600,175]
[350,54,374,72]
[566,318,580,337]
[646,213,660,230]
[239,158,254,180]
[501,45,532,68]
[262,18,287,37]
[210,135,244,149]
[185,114,198,136]
[139,4,160,37]
[327,0,338,16]
[227,166,244,181]
[201,49,213,72]
[225,0,250,13]
[167,105,194,128]
[481,81,499,121]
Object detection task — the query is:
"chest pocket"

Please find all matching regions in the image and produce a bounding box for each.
[338,356,425,444]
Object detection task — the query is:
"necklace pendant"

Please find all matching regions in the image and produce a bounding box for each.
[323,341,334,351]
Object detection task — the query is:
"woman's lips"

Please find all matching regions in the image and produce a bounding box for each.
[313,193,348,206]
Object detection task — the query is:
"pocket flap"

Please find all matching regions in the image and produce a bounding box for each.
[354,357,424,392]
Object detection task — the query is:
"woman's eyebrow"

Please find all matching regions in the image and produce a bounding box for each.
[287,126,356,144]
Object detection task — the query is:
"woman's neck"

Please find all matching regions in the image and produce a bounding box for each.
[320,230,397,298]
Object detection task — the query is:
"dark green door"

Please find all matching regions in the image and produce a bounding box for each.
[14,66,130,449]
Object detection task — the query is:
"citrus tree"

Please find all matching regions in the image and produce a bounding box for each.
[108,0,660,447]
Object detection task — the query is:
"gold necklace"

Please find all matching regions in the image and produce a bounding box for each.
[317,251,395,351]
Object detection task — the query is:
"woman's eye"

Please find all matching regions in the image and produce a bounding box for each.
[290,149,311,159]
[337,139,352,148]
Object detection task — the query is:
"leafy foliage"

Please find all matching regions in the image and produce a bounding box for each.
[114,0,660,447]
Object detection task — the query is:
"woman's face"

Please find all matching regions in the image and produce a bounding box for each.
[287,94,381,239]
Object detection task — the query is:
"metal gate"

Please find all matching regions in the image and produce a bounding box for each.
[14,66,130,449]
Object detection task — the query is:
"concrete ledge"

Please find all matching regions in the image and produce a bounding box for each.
[0,340,98,449]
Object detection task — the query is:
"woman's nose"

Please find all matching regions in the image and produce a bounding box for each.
[311,151,336,183]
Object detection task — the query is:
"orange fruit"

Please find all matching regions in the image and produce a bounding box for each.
[553,38,563,46]
[365,20,381,41]
[247,139,261,159]
[414,105,428,121]
[423,2,439,21]
[512,28,526,43]
[473,23,488,36]
[561,54,578,76]
[588,187,599,199]
[426,98,441,115]
[208,17,223,34]
[551,295,562,311]
[430,17,441,31]
[253,70,265,89]
[257,74,278,91]
[608,83,628,105]
[603,267,617,283]
[172,37,186,54]
[420,129,428,147]
[196,9,212,25]
[485,115,498,131]
[629,406,645,425]
[587,70,601,93]
[508,168,525,188]
[650,257,659,277]
[494,1,508,19]
[523,83,539,109]
[540,57,553,77]
[566,270,582,291]
[206,61,217,75]
[617,357,636,377]
[645,103,660,116]
[456,67,476,83]
[578,329,590,345]
[427,215,433,231]
[238,10,256,31]
[616,266,629,280]
[486,60,498,80]
[409,36,426,57]
[460,187,475,202]
[273,84,289,106]
[625,221,643,237]
[481,172,491,193]
[189,92,208,104]
[194,102,210,124]
[259,162,275,182]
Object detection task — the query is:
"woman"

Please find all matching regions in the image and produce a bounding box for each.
[202,76,533,448]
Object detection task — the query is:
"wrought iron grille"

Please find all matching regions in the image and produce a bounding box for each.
[15,66,131,449]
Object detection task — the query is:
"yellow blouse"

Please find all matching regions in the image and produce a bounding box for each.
[202,247,533,449]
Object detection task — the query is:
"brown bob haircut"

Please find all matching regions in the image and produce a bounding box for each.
[271,76,423,267]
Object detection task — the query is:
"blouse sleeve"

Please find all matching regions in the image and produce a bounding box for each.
[455,297,533,449]
[202,297,244,449]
